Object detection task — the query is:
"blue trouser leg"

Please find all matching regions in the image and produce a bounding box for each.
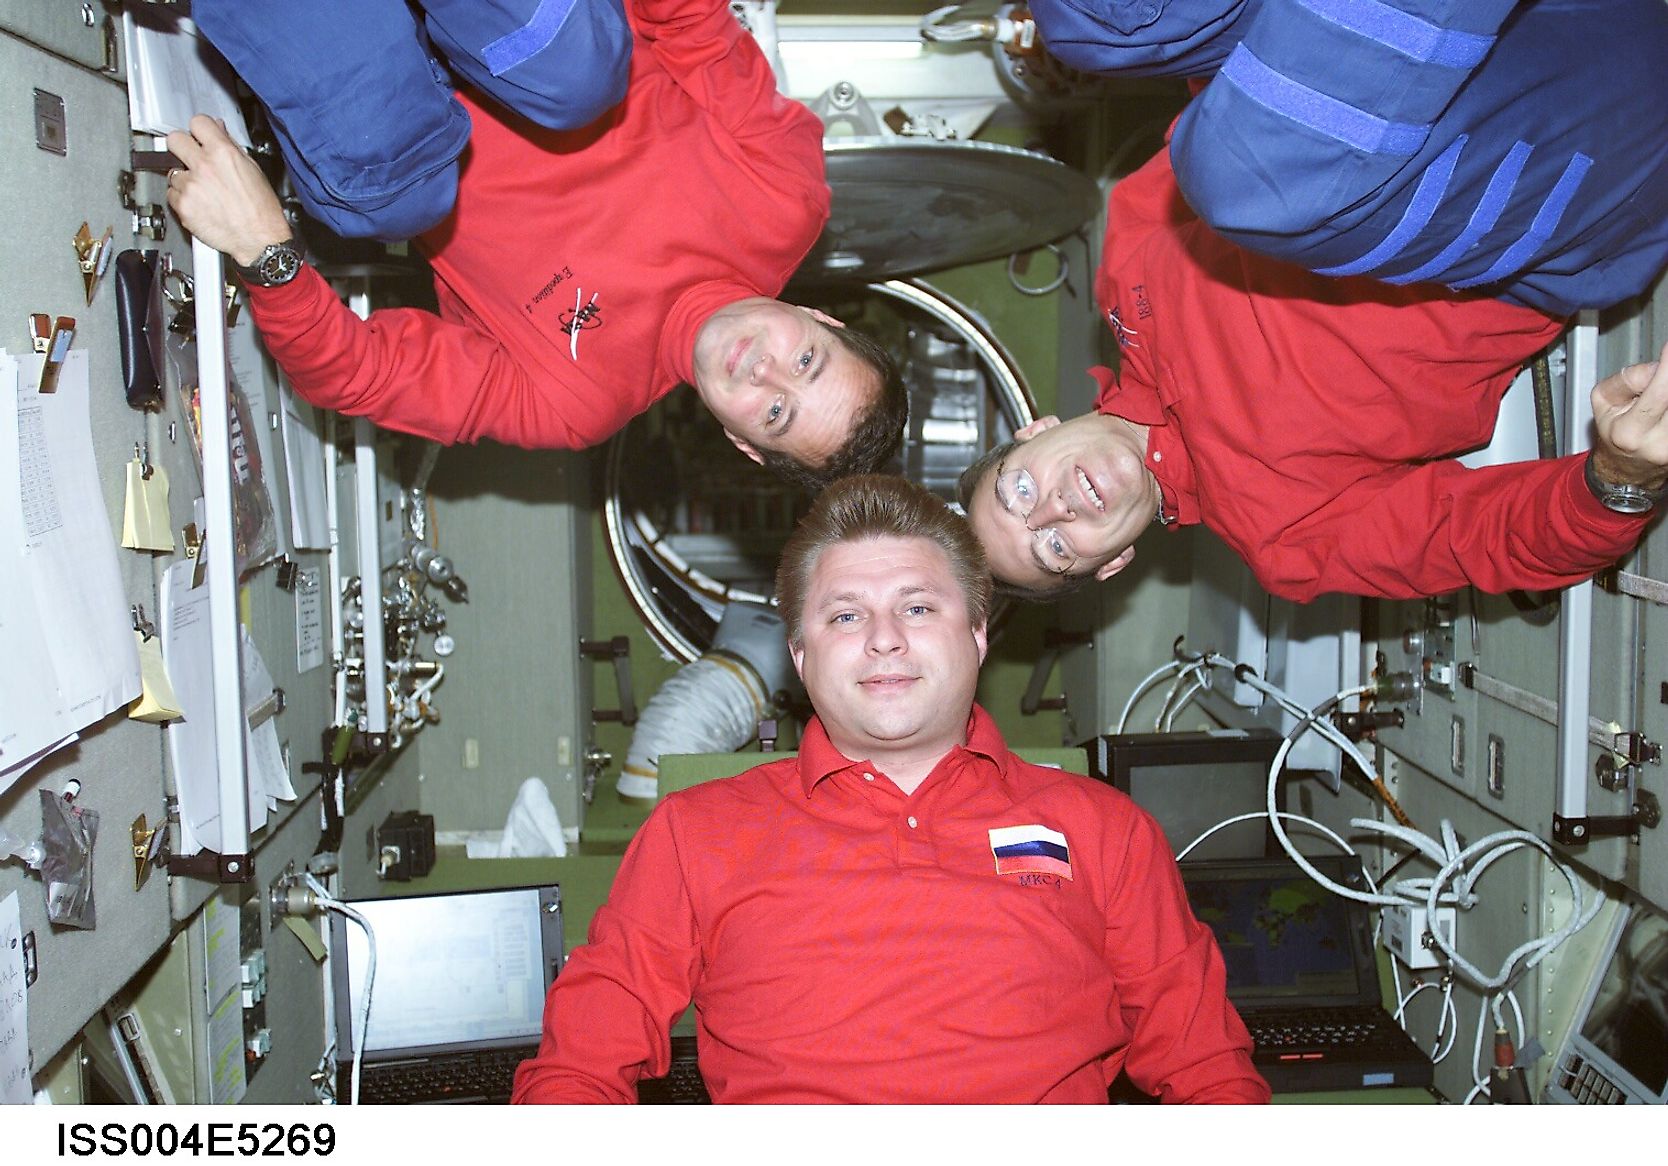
[194,0,471,241]
[1170,0,1668,314]
[1028,0,1260,77]
[194,0,630,241]
[417,0,630,132]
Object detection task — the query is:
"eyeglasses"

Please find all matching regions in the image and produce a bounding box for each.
[993,454,1077,576]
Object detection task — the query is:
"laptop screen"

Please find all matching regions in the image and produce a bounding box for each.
[1181,856,1373,1006]
[1090,730,1284,861]
[1552,903,1668,1103]
[331,885,562,1060]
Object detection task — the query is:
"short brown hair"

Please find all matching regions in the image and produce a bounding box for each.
[759,325,907,491]
[775,474,991,645]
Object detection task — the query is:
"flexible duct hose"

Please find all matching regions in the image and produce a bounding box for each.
[617,602,791,801]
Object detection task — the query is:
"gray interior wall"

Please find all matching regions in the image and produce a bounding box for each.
[0,3,330,1083]
[405,444,593,838]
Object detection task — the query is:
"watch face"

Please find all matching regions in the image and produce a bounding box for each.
[260,245,301,284]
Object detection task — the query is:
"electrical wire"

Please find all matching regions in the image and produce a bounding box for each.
[1161,676,1206,731]
[1430,978,1459,1063]
[918,4,999,42]
[1117,644,1607,1001]
[1115,659,1185,734]
[1159,668,1209,731]
[1176,811,1361,867]
[1394,980,1436,1024]
[305,873,375,1106]
[1113,641,1610,1099]
[1464,990,1527,1104]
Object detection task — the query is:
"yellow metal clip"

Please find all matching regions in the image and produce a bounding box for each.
[131,814,159,891]
[73,221,114,305]
[28,313,76,393]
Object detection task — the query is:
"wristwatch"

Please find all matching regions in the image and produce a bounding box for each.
[1584,450,1668,515]
[234,238,304,288]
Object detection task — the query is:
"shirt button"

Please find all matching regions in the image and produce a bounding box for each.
[1151,450,1163,462]
[862,772,875,782]
[907,816,918,829]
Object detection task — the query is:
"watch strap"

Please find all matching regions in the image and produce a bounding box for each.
[1583,450,1668,514]
[234,238,302,287]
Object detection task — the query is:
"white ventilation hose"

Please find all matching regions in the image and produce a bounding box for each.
[617,602,790,801]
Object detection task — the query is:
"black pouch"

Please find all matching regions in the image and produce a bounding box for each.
[114,248,166,410]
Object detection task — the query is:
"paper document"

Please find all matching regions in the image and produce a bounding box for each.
[128,631,183,724]
[201,897,247,1104]
[0,351,140,792]
[121,458,175,552]
[279,380,331,551]
[295,567,325,673]
[241,627,296,808]
[122,8,250,144]
[1,892,31,1104]
[162,561,296,855]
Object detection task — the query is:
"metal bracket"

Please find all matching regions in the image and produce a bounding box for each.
[163,850,255,883]
[1614,731,1661,767]
[1019,629,1089,715]
[1553,796,1660,844]
[580,635,638,726]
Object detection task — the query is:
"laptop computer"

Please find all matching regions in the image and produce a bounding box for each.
[1180,854,1434,1094]
[329,884,563,1104]
[1544,901,1668,1105]
[636,1032,713,1104]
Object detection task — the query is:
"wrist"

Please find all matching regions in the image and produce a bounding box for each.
[234,238,305,288]
[1583,450,1668,514]
[230,213,298,268]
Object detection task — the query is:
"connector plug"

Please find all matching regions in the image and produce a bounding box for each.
[1382,902,1457,970]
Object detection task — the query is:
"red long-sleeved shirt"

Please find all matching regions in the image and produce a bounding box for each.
[1096,144,1649,602]
[243,0,828,449]
[512,707,1268,1104]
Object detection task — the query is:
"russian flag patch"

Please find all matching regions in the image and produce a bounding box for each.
[989,824,1072,881]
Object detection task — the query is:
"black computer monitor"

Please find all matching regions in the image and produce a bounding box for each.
[1088,728,1285,861]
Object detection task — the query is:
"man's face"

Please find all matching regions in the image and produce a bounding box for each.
[691,298,876,470]
[790,535,987,765]
[966,413,1157,593]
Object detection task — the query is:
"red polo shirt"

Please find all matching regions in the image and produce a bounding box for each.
[1092,141,1646,601]
[512,706,1267,1104]
[244,0,828,451]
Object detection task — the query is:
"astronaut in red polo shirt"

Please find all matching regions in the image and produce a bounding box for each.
[513,475,1268,1104]
[163,0,906,488]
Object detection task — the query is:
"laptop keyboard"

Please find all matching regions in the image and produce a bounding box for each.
[637,1037,712,1104]
[1246,1006,1411,1052]
[353,1046,531,1104]
[1554,1055,1631,1104]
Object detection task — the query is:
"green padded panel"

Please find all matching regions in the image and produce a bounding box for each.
[1015,746,1090,774]
[657,751,790,797]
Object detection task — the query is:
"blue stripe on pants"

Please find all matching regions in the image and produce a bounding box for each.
[1171,0,1668,314]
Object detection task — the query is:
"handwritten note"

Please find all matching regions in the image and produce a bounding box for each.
[1,891,30,1104]
[295,568,324,673]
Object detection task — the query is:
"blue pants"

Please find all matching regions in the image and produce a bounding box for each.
[195,0,631,241]
[1035,0,1668,315]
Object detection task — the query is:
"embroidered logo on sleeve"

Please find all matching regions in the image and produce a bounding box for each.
[561,288,602,361]
[989,824,1072,881]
